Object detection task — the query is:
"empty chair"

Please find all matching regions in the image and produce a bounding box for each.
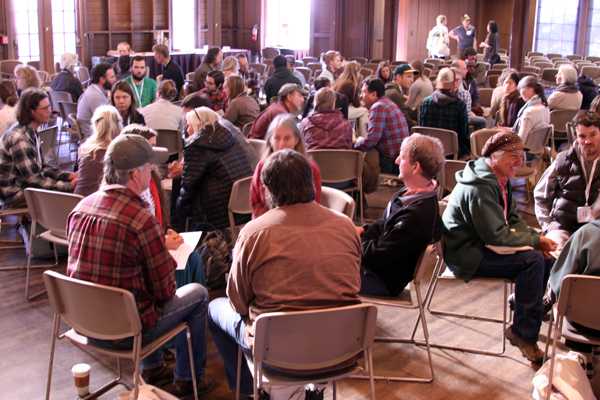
[487,72,502,88]
[295,67,311,83]
[566,54,583,61]
[478,87,493,108]
[586,56,600,63]
[302,56,318,65]
[23,188,83,300]
[541,68,559,86]
[411,126,458,160]
[156,129,183,159]
[308,149,364,222]
[319,186,356,219]
[75,66,90,86]
[37,70,50,84]
[0,207,29,270]
[522,66,541,75]
[227,176,252,240]
[490,63,508,71]
[43,270,200,400]
[580,65,600,81]
[470,128,500,157]
[546,53,563,60]
[534,61,555,70]
[306,62,321,75]
[550,109,578,146]
[527,51,544,57]
[234,304,377,400]
[0,59,22,78]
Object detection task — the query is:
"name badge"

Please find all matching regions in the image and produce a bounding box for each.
[466,30,473,36]
[577,206,593,223]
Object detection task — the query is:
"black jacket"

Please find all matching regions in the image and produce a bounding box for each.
[361,188,442,296]
[264,67,302,103]
[175,122,253,231]
[50,70,84,102]
[578,75,598,110]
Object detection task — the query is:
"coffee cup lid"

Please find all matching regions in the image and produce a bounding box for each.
[71,363,91,375]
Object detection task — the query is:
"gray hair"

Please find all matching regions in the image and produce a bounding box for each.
[261,149,315,208]
[103,158,137,186]
[60,53,78,71]
[264,113,306,156]
[401,133,445,180]
[558,64,578,85]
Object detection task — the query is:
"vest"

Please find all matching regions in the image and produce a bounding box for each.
[553,146,600,233]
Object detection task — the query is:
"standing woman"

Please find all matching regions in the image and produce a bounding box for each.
[111,80,145,126]
[426,15,450,59]
[480,20,500,65]
[334,61,369,137]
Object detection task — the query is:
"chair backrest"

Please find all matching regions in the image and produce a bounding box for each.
[349,57,368,65]
[490,63,508,71]
[488,73,501,88]
[59,101,77,121]
[262,47,280,59]
[38,125,58,162]
[411,126,458,160]
[413,243,442,285]
[586,56,600,63]
[478,88,493,108]
[48,90,73,113]
[319,186,356,219]
[185,72,194,82]
[308,149,364,185]
[546,53,562,59]
[67,113,82,140]
[535,62,555,70]
[302,56,318,65]
[527,51,544,57]
[228,176,252,237]
[443,160,467,194]
[250,63,266,76]
[557,274,600,331]
[524,125,553,155]
[363,63,378,73]
[248,138,267,159]
[360,68,373,80]
[522,66,541,74]
[0,59,23,76]
[566,120,577,145]
[306,63,321,74]
[541,68,558,82]
[75,66,90,85]
[295,67,311,83]
[253,304,377,372]
[566,54,583,61]
[156,129,183,157]
[581,65,600,79]
[470,128,499,157]
[550,109,578,135]
[23,188,83,239]
[43,270,142,340]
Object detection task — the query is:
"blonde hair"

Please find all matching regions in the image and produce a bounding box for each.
[225,75,246,99]
[334,61,362,91]
[185,106,219,134]
[222,56,239,75]
[79,105,122,158]
[14,65,41,89]
[436,15,446,25]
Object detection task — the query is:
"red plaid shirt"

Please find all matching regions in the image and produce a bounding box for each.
[67,185,176,329]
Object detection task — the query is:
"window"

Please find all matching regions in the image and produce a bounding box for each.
[587,0,600,55]
[13,0,40,62]
[52,0,77,63]
[265,0,311,51]
[534,0,579,55]
[172,0,196,51]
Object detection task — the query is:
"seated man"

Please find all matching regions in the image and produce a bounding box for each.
[0,88,75,207]
[249,83,306,139]
[359,133,444,296]
[442,132,556,364]
[124,55,158,108]
[200,70,227,113]
[50,52,84,102]
[208,149,361,396]
[354,77,409,175]
[534,111,600,253]
[76,62,116,138]
[67,134,212,397]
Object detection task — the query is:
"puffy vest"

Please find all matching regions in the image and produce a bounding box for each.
[552,147,600,233]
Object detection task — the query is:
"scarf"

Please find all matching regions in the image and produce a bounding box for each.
[499,90,523,127]
[556,83,578,93]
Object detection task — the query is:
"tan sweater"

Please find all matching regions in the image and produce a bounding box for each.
[226,201,361,345]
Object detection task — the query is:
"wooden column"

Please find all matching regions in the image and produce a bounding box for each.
[509,0,531,70]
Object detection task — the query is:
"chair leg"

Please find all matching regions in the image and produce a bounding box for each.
[26,241,58,301]
[417,290,435,382]
[185,326,199,400]
[252,363,259,400]
[367,348,376,400]
[546,318,561,400]
[235,347,242,400]
[332,380,337,400]
[131,337,141,400]
[45,314,60,400]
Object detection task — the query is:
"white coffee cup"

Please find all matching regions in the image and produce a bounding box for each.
[71,363,91,397]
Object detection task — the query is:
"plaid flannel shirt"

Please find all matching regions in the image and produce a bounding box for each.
[67,185,176,329]
[0,124,72,206]
[419,92,469,155]
[200,87,228,112]
[354,97,408,159]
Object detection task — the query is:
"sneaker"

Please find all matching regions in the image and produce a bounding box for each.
[505,325,544,364]
[141,364,173,387]
[163,377,216,399]
[507,294,553,321]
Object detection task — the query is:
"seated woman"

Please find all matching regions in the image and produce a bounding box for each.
[174,107,253,232]
[75,105,122,196]
[299,87,352,150]
[223,74,259,129]
[111,80,146,126]
[250,113,322,218]
[335,61,368,136]
[497,71,525,128]
[376,61,392,84]
[0,81,18,134]
[511,75,550,145]
[359,133,444,296]
[548,64,583,111]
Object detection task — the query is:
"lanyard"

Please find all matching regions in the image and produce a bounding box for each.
[132,79,144,107]
[581,158,598,206]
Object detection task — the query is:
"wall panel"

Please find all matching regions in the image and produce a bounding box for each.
[310,0,338,57]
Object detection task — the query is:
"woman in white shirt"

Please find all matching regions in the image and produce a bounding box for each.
[0,81,18,134]
[426,15,450,59]
[511,76,550,146]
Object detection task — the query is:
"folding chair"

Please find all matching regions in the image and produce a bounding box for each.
[443,160,467,194]
[358,244,442,382]
[411,126,458,160]
[156,129,183,160]
[541,68,559,87]
[550,109,578,149]
[308,149,365,223]
[227,176,252,240]
[0,207,29,270]
[43,270,199,400]
[295,67,311,83]
[470,128,500,158]
[247,138,266,159]
[319,186,356,219]
[478,88,493,108]
[235,304,377,400]
[23,188,83,300]
[544,275,600,400]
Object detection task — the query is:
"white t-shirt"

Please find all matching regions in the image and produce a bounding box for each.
[0,105,16,135]
[426,25,450,57]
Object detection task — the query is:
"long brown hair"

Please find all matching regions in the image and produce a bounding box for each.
[111,80,139,119]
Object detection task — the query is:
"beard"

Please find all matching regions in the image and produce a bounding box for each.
[132,72,145,81]
[102,80,113,91]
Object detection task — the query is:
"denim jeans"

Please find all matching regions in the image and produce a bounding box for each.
[208,297,253,395]
[91,283,209,382]
[360,270,391,296]
[475,248,553,343]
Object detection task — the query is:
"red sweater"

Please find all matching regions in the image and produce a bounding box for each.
[248,101,290,139]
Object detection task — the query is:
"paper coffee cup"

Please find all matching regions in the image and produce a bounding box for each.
[71,363,90,397]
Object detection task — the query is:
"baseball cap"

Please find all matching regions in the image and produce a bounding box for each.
[278,83,308,98]
[482,132,527,157]
[106,134,169,170]
[393,64,416,77]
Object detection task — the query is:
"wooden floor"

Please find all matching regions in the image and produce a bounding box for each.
[1,180,599,399]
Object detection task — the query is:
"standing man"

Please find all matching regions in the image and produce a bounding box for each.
[153,44,185,98]
[76,62,116,138]
[450,14,477,56]
[124,55,157,108]
[0,89,75,207]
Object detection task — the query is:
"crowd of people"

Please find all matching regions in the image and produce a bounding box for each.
[1,37,600,399]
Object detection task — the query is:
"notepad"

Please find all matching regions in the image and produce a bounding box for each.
[169,231,202,270]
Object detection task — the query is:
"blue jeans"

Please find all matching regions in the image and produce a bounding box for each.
[475,248,553,343]
[91,283,209,381]
[360,270,391,296]
[208,297,253,395]
[175,251,206,288]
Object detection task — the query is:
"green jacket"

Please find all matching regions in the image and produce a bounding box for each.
[124,76,157,108]
[442,158,540,281]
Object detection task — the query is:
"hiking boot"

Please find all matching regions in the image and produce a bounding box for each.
[163,377,216,399]
[505,325,544,364]
[141,364,173,387]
